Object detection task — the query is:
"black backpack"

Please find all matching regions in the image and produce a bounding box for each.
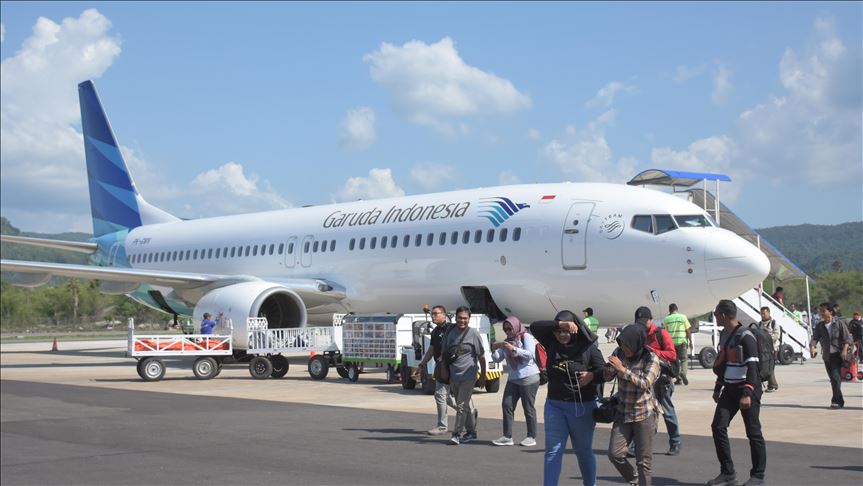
[741,325,776,382]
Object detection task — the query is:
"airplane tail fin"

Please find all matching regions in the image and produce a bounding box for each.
[78,80,179,237]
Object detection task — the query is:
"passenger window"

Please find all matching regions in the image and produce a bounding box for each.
[278,243,284,255]
[253,245,258,256]
[349,238,355,251]
[415,234,422,247]
[632,215,653,233]
[313,241,319,253]
[304,241,310,253]
[462,230,470,244]
[474,229,482,243]
[426,233,434,246]
[330,240,336,251]
[215,249,220,259]
[370,237,377,249]
[381,236,388,249]
[269,244,275,255]
[500,228,508,242]
[654,215,677,235]
[403,235,410,248]
[321,241,327,252]
[359,237,366,250]
[207,249,213,259]
[391,235,397,248]
[193,250,199,260]
[245,246,251,257]
[513,227,522,241]
[439,232,447,245]
[450,231,458,245]
[229,247,235,258]
[487,229,495,243]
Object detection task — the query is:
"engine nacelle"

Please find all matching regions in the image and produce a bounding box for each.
[192,281,307,349]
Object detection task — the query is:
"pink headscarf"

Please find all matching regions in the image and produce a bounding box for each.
[503,316,527,368]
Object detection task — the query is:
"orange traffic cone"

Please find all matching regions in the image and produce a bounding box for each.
[51,337,58,352]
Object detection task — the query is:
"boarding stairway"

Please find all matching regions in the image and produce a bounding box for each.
[734,288,810,364]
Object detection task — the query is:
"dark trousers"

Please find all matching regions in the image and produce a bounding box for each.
[825,353,845,407]
[501,380,539,439]
[711,386,766,479]
[609,413,657,486]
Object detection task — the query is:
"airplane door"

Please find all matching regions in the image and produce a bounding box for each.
[561,202,595,270]
[284,236,298,268]
[300,235,313,268]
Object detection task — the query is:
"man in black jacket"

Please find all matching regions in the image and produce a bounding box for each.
[707,300,766,486]
[809,303,852,409]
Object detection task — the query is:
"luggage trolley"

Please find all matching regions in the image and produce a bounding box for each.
[245,317,337,379]
[127,318,233,381]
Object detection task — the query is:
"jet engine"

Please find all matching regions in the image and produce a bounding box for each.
[192,281,307,349]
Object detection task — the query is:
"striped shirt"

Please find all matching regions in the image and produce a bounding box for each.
[663,313,691,345]
[714,324,759,393]
[613,350,661,423]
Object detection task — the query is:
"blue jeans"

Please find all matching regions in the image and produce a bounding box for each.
[657,377,680,447]
[543,399,597,486]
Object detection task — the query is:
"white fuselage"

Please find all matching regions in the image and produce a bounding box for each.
[122,182,769,325]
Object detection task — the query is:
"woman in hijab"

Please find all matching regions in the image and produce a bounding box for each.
[605,324,662,486]
[490,316,541,447]
[531,310,605,486]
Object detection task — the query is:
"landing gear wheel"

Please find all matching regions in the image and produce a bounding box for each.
[777,344,795,365]
[140,357,166,381]
[698,347,717,368]
[249,356,273,379]
[484,378,500,393]
[346,363,360,382]
[420,366,436,395]
[193,357,218,380]
[401,356,417,390]
[308,355,330,380]
[270,355,289,378]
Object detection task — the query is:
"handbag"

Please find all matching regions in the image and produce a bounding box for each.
[593,379,618,423]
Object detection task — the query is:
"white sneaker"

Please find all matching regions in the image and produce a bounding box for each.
[492,436,514,446]
[520,437,537,447]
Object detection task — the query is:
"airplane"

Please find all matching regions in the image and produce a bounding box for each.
[0,80,771,349]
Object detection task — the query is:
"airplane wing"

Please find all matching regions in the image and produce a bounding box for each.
[0,259,346,305]
[0,235,98,254]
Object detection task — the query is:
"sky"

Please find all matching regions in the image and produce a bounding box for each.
[1,2,861,234]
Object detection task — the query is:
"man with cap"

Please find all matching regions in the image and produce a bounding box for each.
[634,306,681,456]
[582,308,600,341]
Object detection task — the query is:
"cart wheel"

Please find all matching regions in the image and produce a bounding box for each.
[336,364,349,379]
[386,365,397,384]
[249,356,273,379]
[136,359,146,380]
[193,357,218,380]
[308,355,330,380]
[484,378,500,393]
[420,366,436,395]
[214,362,222,377]
[698,347,717,368]
[270,355,290,378]
[140,357,166,382]
[401,356,417,390]
[346,363,360,382]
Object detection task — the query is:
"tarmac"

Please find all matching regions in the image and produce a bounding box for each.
[2,338,862,485]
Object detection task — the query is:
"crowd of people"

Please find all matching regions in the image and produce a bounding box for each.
[412,299,858,486]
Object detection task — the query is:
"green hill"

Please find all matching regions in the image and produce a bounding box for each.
[756,222,863,274]
[0,217,90,264]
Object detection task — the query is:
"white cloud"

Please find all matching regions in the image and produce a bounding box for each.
[711,64,733,106]
[586,81,636,107]
[543,111,636,183]
[527,128,541,141]
[334,168,405,202]
[0,10,121,229]
[364,37,532,135]
[673,63,707,83]
[339,107,376,151]
[498,170,521,185]
[736,17,861,186]
[410,162,455,190]
[184,162,291,216]
[650,136,744,201]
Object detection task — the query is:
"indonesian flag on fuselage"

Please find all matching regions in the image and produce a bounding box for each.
[539,195,556,203]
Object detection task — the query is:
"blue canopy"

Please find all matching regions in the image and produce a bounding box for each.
[627,169,732,187]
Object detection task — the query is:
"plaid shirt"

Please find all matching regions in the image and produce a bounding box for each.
[613,350,661,423]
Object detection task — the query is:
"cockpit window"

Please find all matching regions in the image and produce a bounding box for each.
[673,214,712,228]
[654,215,677,235]
[632,215,653,233]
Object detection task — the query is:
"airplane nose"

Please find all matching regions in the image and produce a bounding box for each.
[704,230,771,300]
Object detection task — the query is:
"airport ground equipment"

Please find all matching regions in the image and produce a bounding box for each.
[127,318,233,381]
[396,313,503,394]
[245,317,336,379]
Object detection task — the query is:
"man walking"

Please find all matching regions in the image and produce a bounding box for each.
[708,300,767,486]
[634,306,681,456]
[810,303,852,409]
[849,311,862,364]
[663,304,692,385]
[440,306,486,445]
[415,305,456,435]
[757,307,780,392]
[582,307,600,338]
